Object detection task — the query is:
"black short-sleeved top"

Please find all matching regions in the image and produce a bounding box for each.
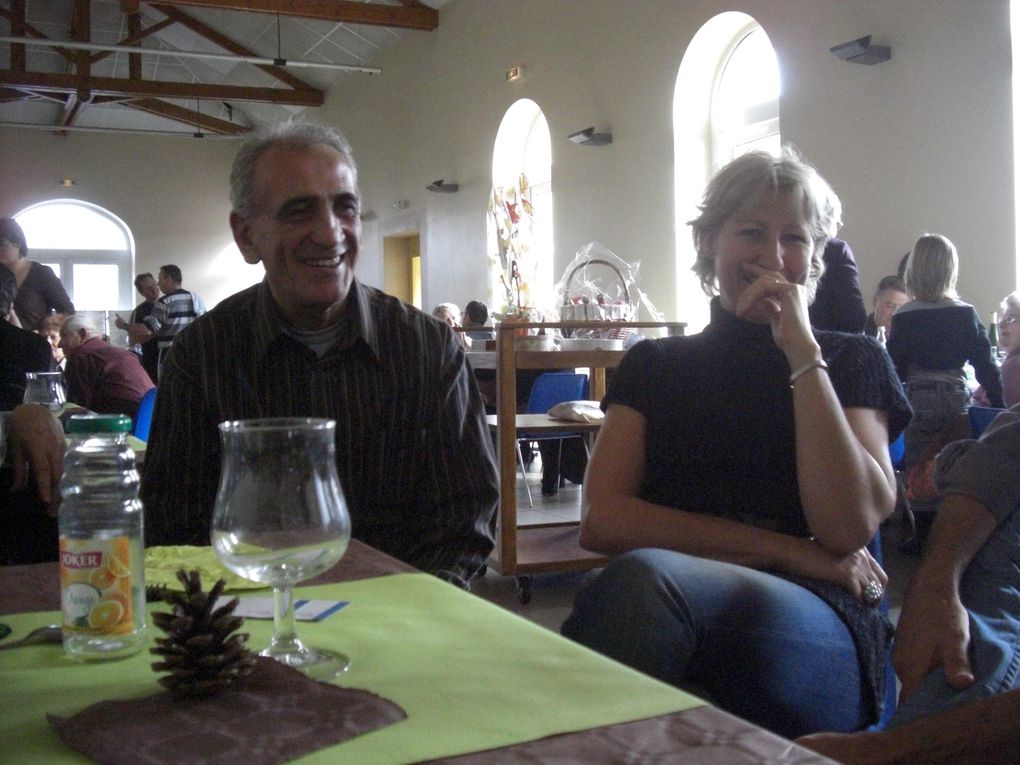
[604,297,912,722]
[607,298,911,536]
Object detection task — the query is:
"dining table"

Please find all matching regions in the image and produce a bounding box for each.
[0,539,834,764]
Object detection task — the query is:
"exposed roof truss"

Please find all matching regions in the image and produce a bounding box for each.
[0,0,438,135]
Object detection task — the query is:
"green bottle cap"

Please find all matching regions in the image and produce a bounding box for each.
[67,413,133,434]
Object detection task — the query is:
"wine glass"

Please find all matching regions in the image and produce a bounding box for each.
[211,417,352,679]
[23,371,67,412]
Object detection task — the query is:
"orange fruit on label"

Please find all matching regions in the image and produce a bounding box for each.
[106,549,130,579]
[88,599,125,631]
[105,591,130,613]
[89,566,116,591]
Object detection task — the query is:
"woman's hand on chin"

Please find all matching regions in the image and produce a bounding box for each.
[734,269,817,359]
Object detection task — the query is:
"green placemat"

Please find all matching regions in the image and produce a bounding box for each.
[144,545,267,592]
[1,573,703,764]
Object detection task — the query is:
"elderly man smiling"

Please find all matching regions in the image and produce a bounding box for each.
[140,122,498,589]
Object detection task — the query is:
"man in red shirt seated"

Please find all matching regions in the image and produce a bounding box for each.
[58,314,154,421]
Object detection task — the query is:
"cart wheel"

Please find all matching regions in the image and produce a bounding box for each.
[516,576,532,604]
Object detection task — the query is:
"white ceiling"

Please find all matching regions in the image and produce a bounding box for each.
[0,0,449,137]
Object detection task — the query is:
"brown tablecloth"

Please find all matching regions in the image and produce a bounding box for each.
[0,538,414,615]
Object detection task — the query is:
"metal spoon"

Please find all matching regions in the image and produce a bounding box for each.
[0,624,62,650]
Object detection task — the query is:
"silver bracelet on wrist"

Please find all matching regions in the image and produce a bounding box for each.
[789,359,829,387]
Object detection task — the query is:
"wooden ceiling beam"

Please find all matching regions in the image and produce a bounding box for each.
[149,3,319,92]
[0,70,325,105]
[88,17,176,65]
[71,0,92,108]
[127,11,143,79]
[0,9,79,65]
[125,97,250,134]
[0,86,28,102]
[9,0,26,72]
[146,0,439,31]
[60,93,85,127]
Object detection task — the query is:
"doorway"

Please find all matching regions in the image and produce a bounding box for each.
[383,232,421,308]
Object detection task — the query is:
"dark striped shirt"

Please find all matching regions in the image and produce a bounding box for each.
[140,278,499,588]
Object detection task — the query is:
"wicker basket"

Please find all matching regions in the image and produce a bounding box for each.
[559,258,634,331]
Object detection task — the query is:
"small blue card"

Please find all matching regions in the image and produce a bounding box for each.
[215,597,351,621]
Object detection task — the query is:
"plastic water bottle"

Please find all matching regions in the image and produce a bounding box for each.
[989,311,1000,358]
[59,413,147,661]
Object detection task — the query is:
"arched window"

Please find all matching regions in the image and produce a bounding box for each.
[673,14,780,331]
[15,200,134,310]
[711,26,781,166]
[489,99,553,314]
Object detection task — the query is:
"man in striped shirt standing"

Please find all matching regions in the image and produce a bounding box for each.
[146,264,205,378]
[140,122,499,589]
[122,264,206,380]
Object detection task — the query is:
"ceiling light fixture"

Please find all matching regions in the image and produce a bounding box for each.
[829,35,891,65]
[568,127,612,146]
[505,65,524,82]
[59,177,76,188]
[426,180,459,193]
[0,35,381,74]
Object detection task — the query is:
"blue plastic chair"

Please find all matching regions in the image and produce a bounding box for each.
[132,387,157,442]
[515,372,589,507]
[968,405,1005,439]
[888,432,905,471]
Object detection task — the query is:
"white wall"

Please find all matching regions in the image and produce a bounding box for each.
[0,130,259,309]
[328,0,1016,325]
[0,0,1014,324]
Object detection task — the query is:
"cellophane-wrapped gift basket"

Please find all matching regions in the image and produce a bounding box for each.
[553,242,661,348]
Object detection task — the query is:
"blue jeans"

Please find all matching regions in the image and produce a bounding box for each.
[903,378,970,474]
[561,549,870,738]
[887,504,1020,728]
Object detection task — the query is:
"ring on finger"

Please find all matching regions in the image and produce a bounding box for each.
[863,579,883,605]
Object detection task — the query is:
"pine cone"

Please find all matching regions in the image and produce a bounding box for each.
[150,569,257,697]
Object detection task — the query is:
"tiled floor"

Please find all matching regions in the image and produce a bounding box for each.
[470,454,595,633]
[470,453,920,633]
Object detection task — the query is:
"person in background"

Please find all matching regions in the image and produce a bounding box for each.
[0,263,54,411]
[973,292,1020,409]
[562,148,910,738]
[114,272,161,384]
[808,237,867,333]
[0,217,74,332]
[0,402,63,563]
[140,121,498,589]
[432,302,461,326]
[463,299,496,341]
[0,264,59,563]
[432,302,469,347]
[36,312,68,371]
[864,275,909,341]
[59,313,154,420]
[799,406,1020,764]
[120,264,205,379]
[887,234,1003,523]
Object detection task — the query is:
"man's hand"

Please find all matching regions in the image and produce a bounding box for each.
[123,321,154,345]
[8,404,66,516]
[893,573,974,702]
[891,492,997,703]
